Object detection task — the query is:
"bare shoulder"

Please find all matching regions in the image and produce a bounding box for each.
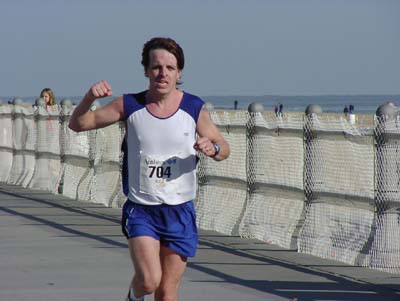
[198,104,213,122]
[200,103,209,112]
[197,104,218,134]
[110,96,124,107]
[106,96,125,118]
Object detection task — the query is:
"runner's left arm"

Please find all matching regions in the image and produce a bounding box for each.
[194,106,230,161]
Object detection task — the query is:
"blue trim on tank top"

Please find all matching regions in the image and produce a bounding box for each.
[121,91,204,196]
[123,91,204,123]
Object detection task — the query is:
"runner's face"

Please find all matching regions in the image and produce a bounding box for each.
[146,49,181,95]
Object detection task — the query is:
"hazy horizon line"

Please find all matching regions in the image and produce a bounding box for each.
[2,93,400,99]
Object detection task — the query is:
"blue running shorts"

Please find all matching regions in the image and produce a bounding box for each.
[121,200,198,258]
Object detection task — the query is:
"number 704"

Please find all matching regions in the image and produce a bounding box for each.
[148,166,172,178]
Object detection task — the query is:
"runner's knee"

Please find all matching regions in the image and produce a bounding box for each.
[155,288,178,301]
[135,273,161,294]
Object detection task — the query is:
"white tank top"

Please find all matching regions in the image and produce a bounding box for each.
[122,91,204,205]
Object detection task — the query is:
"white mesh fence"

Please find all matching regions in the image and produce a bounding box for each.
[238,112,305,249]
[1,102,400,274]
[299,200,375,264]
[59,106,124,207]
[0,105,13,182]
[61,118,93,201]
[196,110,248,235]
[365,115,400,273]
[240,188,305,249]
[8,105,36,187]
[90,122,124,207]
[29,105,61,192]
[298,113,376,266]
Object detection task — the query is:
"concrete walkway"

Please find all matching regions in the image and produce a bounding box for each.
[0,182,399,301]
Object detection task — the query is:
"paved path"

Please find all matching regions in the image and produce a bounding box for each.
[0,182,399,301]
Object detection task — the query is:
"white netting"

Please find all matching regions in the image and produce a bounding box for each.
[366,115,400,273]
[1,104,400,274]
[298,113,376,264]
[366,211,400,274]
[35,105,60,154]
[7,105,36,187]
[59,107,123,205]
[29,157,61,193]
[298,200,374,264]
[202,110,248,180]
[91,123,123,207]
[0,105,13,182]
[375,117,400,205]
[196,183,247,235]
[239,189,305,249]
[109,183,127,209]
[29,106,61,192]
[60,106,93,201]
[195,110,248,235]
[237,111,305,248]
[251,112,304,189]
[309,114,374,197]
[62,156,93,201]
[108,123,127,209]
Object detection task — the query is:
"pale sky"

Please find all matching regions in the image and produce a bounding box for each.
[1,0,399,97]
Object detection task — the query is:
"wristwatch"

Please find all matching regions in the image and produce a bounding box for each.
[211,143,220,158]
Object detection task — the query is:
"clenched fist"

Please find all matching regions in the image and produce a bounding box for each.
[194,136,216,157]
[87,80,113,100]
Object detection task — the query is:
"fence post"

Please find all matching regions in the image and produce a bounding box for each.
[35,97,46,107]
[0,99,13,182]
[304,104,322,205]
[34,96,46,150]
[247,102,264,194]
[58,98,73,194]
[12,97,24,106]
[371,103,400,272]
[375,103,396,212]
[11,98,26,152]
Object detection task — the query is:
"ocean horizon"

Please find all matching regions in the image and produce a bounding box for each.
[2,94,400,115]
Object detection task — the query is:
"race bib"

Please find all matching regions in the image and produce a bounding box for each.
[139,154,181,196]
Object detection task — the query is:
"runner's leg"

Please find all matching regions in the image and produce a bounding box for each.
[154,245,187,301]
[128,236,162,298]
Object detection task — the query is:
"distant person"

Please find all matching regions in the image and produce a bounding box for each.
[274,105,278,117]
[348,104,356,124]
[68,37,230,301]
[38,88,58,131]
[278,103,283,117]
[349,104,354,114]
[40,88,56,106]
[343,105,349,115]
[234,100,238,110]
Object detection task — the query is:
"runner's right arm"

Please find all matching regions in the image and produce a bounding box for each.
[68,80,124,132]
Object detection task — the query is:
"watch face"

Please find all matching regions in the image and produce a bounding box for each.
[213,143,220,155]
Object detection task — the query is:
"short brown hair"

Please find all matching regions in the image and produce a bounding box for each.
[141,37,184,71]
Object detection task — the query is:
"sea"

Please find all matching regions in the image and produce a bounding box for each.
[2,94,400,115]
